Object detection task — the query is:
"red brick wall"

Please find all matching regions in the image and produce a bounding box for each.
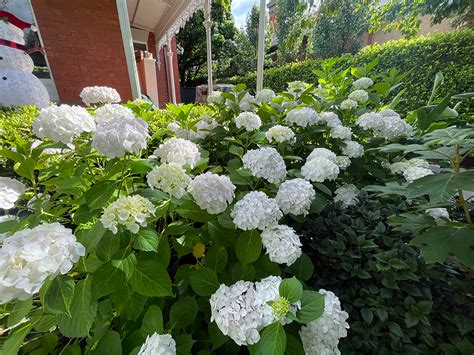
[31,0,132,104]
[147,32,181,108]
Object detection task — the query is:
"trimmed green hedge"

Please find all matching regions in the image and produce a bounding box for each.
[224,29,474,113]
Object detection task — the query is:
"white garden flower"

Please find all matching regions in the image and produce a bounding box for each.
[93,103,134,124]
[299,289,350,355]
[340,99,358,110]
[334,184,360,208]
[256,89,276,104]
[307,148,337,163]
[389,158,429,175]
[261,225,302,266]
[330,125,352,140]
[0,177,26,209]
[301,157,339,182]
[265,125,295,143]
[319,112,342,128]
[242,147,286,184]
[167,122,181,133]
[101,195,156,234]
[356,109,412,139]
[286,107,320,127]
[138,333,176,355]
[33,105,95,144]
[239,93,256,111]
[0,223,85,304]
[147,163,191,199]
[231,191,282,230]
[336,156,351,170]
[235,112,262,131]
[188,172,236,214]
[167,118,217,142]
[275,178,316,216]
[425,208,450,224]
[154,137,201,168]
[403,166,434,183]
[287,81,309,96]
[353,77,374,90]
[207,91,224,104]
[348,89,369,103]
[341,140,364,158]
[92,116,149,158]
[80,86,121,106]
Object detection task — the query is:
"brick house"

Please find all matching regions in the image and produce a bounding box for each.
[26,0,210,107]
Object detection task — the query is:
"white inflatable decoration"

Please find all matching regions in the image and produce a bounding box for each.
[0,11,49,108]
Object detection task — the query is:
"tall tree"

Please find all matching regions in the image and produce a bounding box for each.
[246,4,260,47]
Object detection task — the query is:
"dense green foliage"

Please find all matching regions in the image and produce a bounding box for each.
[302,193,474,354]
[224,30,474,114]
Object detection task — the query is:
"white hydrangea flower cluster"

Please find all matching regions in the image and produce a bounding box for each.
[138,333,176,355]
[389,158,429,175]
[348,89,369,103]
[147,163,191,199]
[340,99,358,110]
[425,208,450,224]
[341,140,364,158]
[168,116,218,142]
[80,86,121,106]
[336,156,351,170]
[356,109,412,139]
[299,289,350,355]
[207,91,224,104]
[330,125,352,140]
[101,195,156,234]
[275,178,316,216]
[0,177,26,209]
[256,89,276,104]
[286,107,320,127]
[235,112,262,131]
[403,166,434,183]
[33,105,95,144]
[302,148,339,182]
[0,223,85,304]
[93,103,134,124]
[261,224,302,265]
[188,172,236,214]
[287,81,309,96]
[210,276,289,346]
[334,184,360,208]
[242,147,287,183]
[92,116,149,158]
[154,137,201,168]
[231,191,282,230]
[320,112,342,128]
[239,93,256,111]
[353,77,374,90]
[265,125,295,143]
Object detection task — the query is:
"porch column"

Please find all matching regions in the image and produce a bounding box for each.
[116,0,141,100]
[167,42,177,104]
[256,0,266,92]
[203,0,213,92]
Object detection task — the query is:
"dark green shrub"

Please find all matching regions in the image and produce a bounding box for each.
[225,29,474,114]
[300,192,474,354]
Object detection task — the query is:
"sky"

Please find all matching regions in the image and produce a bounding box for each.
[231,0,259,30]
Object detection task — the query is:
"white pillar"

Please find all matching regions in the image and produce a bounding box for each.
[203,0,213,93]
[167,43,177,105]
[116,0,141,100]
[256,0,266,92]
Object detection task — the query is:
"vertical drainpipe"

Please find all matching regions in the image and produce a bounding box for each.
[116,0,141,100]
[256,0,266,92]
[203,0,213,93]
[167,39,177,104]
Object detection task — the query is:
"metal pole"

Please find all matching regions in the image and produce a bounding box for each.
[204,0,213,92]
[167,43,177,104]
[256,0,266,92]
[116,0,141,100]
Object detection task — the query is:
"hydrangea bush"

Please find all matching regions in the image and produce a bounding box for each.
[0,64,472,354]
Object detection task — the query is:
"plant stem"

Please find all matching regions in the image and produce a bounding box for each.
[454,144,472,224]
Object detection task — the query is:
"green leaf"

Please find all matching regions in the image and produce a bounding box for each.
[44,275,75,316]
[285,333,305,355]
[75,221,106,251]
[129,260,173,297]
[176,333,196,355]
[111,252,137,280]
[288,253,314,281]
[405,312,419,328]
[361,308,374,325]
[411,225,474,267]
[229,145,244,157]
[235,230,262,264]
[169,297,198,329]
[0,322,33,354]
[92,262,127,298]
[388,321,404,338]
[208,221,236,247]
[204,244,228,272]
[83,180,116,210]
[112,284,146,321]
[279,277,303,304]
[7,298,33,328]
[133,229,160,252]
[296,290,325,324]
[388,213,436,234]
[176,200,216,222]
[58,278,97,337]
[141,305,164,335]
[92,331,122,355]
[190,268,220,296]
[250,322,286,355]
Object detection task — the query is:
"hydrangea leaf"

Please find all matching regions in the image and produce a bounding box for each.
[129,260,173,297]
[249,322,287,355]
[141,305,164,336]
[190,268,220,296]
[169,297,198,329]
[235,230,262,265]
[279,277,303,304]
[43,275,75,316]
[296,290,325,324]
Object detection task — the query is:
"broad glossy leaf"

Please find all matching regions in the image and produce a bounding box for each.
[296,290,325,324]
[169,297,198,329]
[235,230,262,264]
[44,275,75,316]
[190,268,220,296]
[129,260,173,297]
[279,277,303,304]
[250,322,286,355]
